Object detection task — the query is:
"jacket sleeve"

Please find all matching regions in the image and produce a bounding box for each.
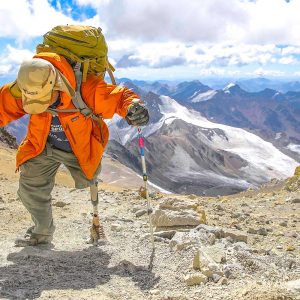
[0,83,26,127]
[94,81,140,119]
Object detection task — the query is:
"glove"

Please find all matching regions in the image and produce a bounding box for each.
[125,102,149,126]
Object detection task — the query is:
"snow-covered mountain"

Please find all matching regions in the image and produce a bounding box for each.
[107,92,298,196]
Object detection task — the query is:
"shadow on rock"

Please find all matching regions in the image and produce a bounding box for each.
[0,246,159,299]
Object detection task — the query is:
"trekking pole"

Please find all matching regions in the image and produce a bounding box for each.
[137,127,155,250]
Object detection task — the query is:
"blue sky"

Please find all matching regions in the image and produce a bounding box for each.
[1,0,300,82]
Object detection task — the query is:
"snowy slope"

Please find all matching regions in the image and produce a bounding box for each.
[157,96,298,181]
[108,94,298,190]
[190,90,217,103]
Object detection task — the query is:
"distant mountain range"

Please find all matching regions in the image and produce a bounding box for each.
[3,78,299,196]
[119,77,300,93]
[107,79,298,196]
[120,79,300,160]
[168,82,300,160]
[236,78,300,93]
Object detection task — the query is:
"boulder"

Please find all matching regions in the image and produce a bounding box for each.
[196,224,224,239]
[151,198,206,228]
[170,232,193,251]
[184,273,207,286]
[152,209,201,227]
[192,248,223,275]
[222,228,248,243]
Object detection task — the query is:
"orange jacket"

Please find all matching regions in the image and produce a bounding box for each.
[0,53,139,179]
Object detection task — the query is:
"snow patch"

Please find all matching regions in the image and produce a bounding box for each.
[223,83,236,93]
[287,144,300,156]
[275,132,282,140]
[190,90,217,103]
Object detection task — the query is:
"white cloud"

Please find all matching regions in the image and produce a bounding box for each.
[0,64,13,76]
[293,71,300,76]
[77,0,300,45]
[0,0,299,79]
[278,56,298,64]
[281,46,300,55]
[243,0,300,44]
[111,42,298,70]
[253,67,285,77]
[0,45,33,76]
[0,0,98,40]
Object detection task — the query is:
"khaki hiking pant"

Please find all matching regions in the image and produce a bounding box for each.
[17,143,101,237]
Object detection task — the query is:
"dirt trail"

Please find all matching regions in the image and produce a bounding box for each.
[0,146,299,300]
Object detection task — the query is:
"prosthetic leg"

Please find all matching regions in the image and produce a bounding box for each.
[88,182,106,245]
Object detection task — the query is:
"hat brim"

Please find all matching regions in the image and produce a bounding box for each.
[22,90,53,114]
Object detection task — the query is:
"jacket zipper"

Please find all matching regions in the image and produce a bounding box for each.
[65,123,77,145]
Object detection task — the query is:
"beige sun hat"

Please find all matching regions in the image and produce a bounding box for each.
[17,58,75,114]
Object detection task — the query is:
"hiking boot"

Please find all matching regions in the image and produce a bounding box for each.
[15,230,53,247]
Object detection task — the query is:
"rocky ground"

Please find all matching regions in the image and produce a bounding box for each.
[0,145,299,300]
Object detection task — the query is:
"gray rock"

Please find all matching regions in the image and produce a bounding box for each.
[231,212,242,218]
[196,224,224,239]
[233,242,251,252]
[135,209,147,217]
[223,228,248,243]
[218,277,228,285]
[285,231,298,238]
[291,198,300,204]
[247,227,268,236]
[223,264,240,279]
[279,221,288,227]
[212,273,222,283]
[154,230,176,239]
[52,201,70,208]
[154,236,166,242]
[207,233,216,245]
[111,223,122,232]
[257,227,268,236]
[215,204,224,211]
[132,206,143,213]
[170,232,193,251]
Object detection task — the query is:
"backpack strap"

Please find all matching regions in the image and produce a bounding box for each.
[72,62,94,118]
[106,61,116,85]
[46,108,79,116]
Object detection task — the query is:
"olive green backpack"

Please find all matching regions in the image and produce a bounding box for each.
[37,25,116,145]
[36,24,115,84]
